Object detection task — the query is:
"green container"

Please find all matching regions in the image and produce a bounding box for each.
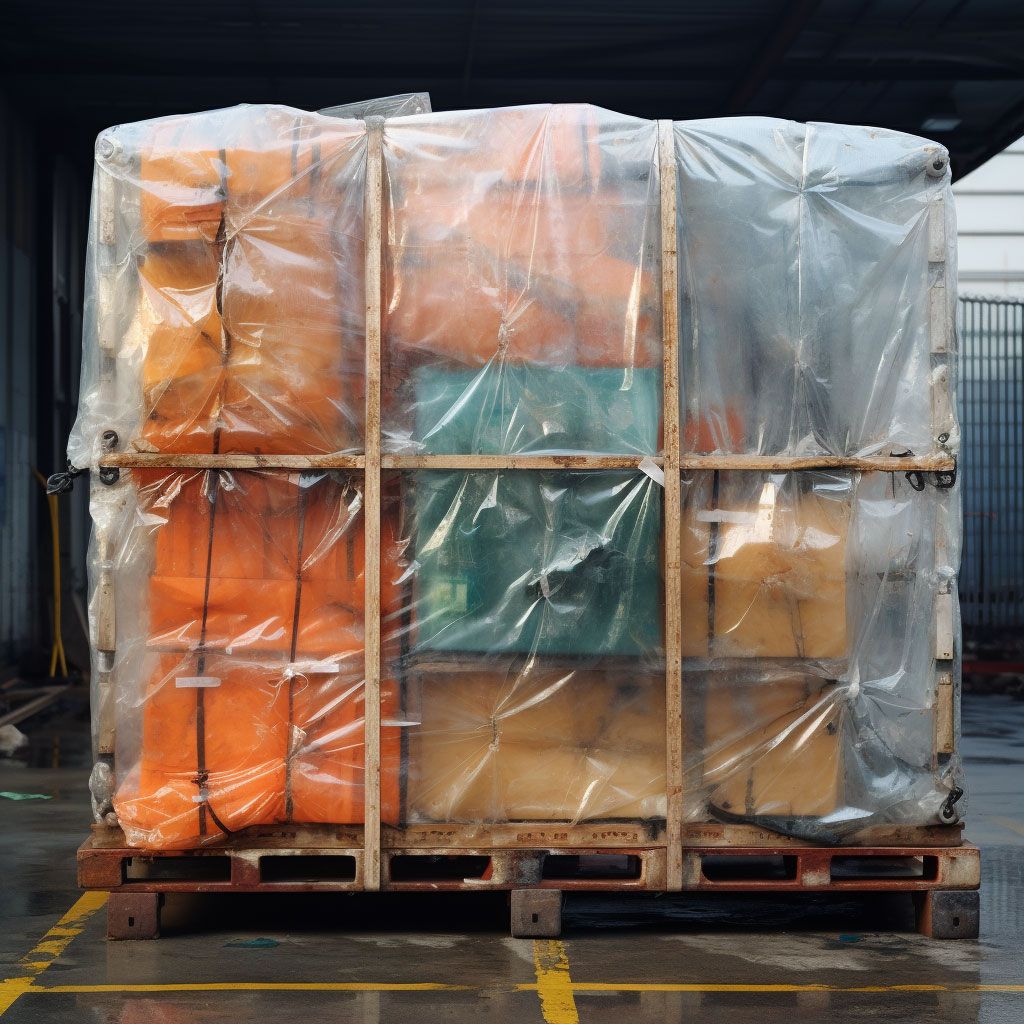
[411,469,662,656]
[413,365,661,455]
[409,367,662,656]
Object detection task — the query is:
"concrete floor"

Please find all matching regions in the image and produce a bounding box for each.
[1,694,1022,1024]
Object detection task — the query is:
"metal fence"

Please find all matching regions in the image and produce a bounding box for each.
[958,297,1024,634]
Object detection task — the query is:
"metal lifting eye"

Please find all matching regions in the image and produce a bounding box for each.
[940,786,964,823]
[891,449,926,491]
[933,456,958,490]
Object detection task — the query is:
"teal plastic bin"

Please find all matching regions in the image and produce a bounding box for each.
[413,365,661,455]
[409,366,662,656]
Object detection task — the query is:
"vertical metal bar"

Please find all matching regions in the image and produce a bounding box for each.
[1001,301,1006,628]
[1015,303,1023,628]
[971,300,978,625]
[980,300,988,629]
[363,117,384,891]
[658,120,684,891]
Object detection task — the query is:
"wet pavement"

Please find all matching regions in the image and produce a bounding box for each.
[1,693,1022,1023]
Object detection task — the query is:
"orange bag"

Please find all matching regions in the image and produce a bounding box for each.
[137,115,366,455]
[135,246,224,452]
[118,654,289,849]
[224,116,364,215]
[391,105,603,193]
[139,121,224,243]
[387,187,659,370]
[116,472,402,848]
[220,212,363,453]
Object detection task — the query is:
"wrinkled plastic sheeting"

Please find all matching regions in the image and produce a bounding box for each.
[679,470,960,839]
[96,468,404,849]
[70,105,371,470]
[72,101,961,848]
[382,106,662,455]
[674,118,955,457]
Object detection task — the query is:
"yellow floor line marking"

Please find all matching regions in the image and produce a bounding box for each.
[7,980,1023,998]
[994,816,1024,838]
[37,983,471,993]
[0,891,108,1017]
[533,940,580,1024]
[567,983,1024,994]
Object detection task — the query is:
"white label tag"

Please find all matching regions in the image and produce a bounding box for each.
[285,660,341,677]
[696,510,756,525]
[175,677,221,689]
[638,456,665,487]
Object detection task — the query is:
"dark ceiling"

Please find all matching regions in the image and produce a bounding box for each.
[3,0,1023,178]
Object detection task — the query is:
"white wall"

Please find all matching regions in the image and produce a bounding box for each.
[954,136,1024,299]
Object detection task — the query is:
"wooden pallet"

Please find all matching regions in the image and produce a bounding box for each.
[79,823,979,939]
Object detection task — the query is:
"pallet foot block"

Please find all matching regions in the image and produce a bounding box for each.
[107,892,162,940]
[511,890,563,938]
[915,889,980,940]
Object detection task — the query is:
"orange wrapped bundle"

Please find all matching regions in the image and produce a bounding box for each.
[384,105,660,377]
[220,212,363,454]
[133,111,366,455]
[134,246,224,451]
[139,127,224,244]
[115,471,402,848]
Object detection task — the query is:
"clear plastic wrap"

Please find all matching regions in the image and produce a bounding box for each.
[73,101,961,853]
[70,105,370,469]
[97,468,402,848]
[382,106,661,454]
[680,470,960,837]
[674,118,954,457]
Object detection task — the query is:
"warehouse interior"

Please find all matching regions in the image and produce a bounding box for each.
[1,2,1024,1022]
[4,0,1024,672]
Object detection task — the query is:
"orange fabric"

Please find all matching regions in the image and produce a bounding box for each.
[219,212,363,453]
[117,655,288,849]
[135,247,223,452]
[385,105,658,372]
[116,472,402,848]
[396,106,603,192]
[224,119,363,213]
[387,188,659,370]
[136,223,362,454]
[137,118,365,455]
[139,131,223,244]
